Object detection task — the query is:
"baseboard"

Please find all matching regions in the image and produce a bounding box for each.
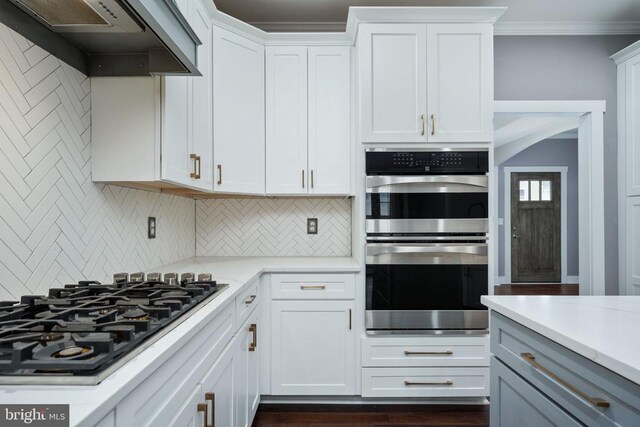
[566,276,580,284]
[259,396,489,405]
[495,276,506,285]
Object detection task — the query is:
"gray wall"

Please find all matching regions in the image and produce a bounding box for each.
[498,138,579,279]
[494,35,640,294]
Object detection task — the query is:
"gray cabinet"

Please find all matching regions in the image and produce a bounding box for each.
[490,312,640,427]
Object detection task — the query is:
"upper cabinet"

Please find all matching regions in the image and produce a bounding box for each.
[359,22,494,144]
[213,26,266,195]
[266,46,351,195]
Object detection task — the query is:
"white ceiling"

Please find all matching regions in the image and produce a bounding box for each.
[212,0,640,34]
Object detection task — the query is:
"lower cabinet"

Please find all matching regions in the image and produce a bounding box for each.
[201,343,235,427]
[169,385,206,427]
[271,299,355,395]
[234,307,260,427]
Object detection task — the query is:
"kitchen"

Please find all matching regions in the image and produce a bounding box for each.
[0,0,638,426]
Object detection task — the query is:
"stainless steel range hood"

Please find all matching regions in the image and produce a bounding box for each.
[1,0,201,76]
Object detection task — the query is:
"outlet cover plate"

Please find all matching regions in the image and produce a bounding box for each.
[148,217,156,239]
[307,218,318,234]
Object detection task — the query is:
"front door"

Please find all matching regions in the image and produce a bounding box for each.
[511,172,561,282]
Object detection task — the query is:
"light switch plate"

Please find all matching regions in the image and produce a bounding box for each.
[148,217,156,239]
[307,218,318,234]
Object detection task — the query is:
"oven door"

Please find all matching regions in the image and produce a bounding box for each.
[366,175,488,234]
[365,243,488,333]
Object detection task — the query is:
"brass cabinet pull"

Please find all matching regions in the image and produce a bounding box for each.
[197,403,209,427]
[205,393,215,427]
[245,294,256,305]
[300,285,325,290]
[302,170,305,189]
[217,164,222,185]
[349,308,352,330]
[420,114,426,136]
[404,380,453,386]
[404,350,453,356]
[249,323,257,351]
[520,352,610,408]
[431,113,435,136]
[190,154,201,179]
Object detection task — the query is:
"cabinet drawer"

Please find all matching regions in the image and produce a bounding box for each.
[362,367,489,398]
[236,278,259,325]
[270,274,355,299]
[362,335,489,367]
[492,312,640,427]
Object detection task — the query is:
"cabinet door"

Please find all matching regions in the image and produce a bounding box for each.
[189,0,213,191]
[168,385,204,427]
[266,46,308,195]
[627,197,640,295]
[234,308,260,427]
[490,357,582,427]
[308,47,351,195]
[201,344,235,427]
[360,24,427,143]
[213,26,265,194]
[271,300,355,395]
[625,56,640,196]
[426,24,493,143]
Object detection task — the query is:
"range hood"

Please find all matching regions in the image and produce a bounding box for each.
[0,0,201,76]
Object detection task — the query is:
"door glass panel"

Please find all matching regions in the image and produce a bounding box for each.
[519,180,529,201]
[541,180,552,201]
[530,180,540,201]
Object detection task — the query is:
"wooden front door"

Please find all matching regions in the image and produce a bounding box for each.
[511,172,561,282]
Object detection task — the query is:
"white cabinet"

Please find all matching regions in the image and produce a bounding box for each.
[359,23,493,143]
[626,197,640,295]
[202,342,235,427]
[625,53,640,196]
[213,26,266,194]
[266,46,351,195]
[360,24,427,143]
[91,0,213,192]
[167,385,204,427]
[426,24,493,143]
[271,299,355,395]
[234,307,260,427]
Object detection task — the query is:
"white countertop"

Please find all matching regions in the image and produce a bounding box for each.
[482,296,640,386]
[0,256,359,426]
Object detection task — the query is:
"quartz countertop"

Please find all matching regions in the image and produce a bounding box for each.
[482,295,640,386]
[0,256,360,426]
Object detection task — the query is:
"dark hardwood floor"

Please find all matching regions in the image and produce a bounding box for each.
[252,404,489,427]
[494,284,579,295]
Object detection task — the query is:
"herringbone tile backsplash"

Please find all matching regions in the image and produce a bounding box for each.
[0,24,195,300]
[196,198,352,256]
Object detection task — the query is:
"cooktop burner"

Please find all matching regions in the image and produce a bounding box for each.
[0,272,228,385]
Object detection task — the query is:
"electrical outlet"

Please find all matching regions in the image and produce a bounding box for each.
[307,218,318,234]
[148,217,156,239]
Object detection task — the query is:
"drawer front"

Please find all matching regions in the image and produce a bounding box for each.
[236,278,259,325]
[116,304,235,427]
[491,356,583,427]
[271,274,355,299]
[362,335,489,367]
[491,312,640,427]
[361,367,489,398]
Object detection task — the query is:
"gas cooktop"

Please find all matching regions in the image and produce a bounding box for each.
[0,272,228,385]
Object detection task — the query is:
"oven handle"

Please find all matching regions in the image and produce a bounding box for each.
[366,175,488,193]
[366,243,488,265]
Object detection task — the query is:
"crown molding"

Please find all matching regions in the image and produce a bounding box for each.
[494,21,640,36]
[250,22,346,32]
[611,39,640,64]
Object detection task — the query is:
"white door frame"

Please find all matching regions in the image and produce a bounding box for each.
[494,100,606,296]
[504,166,569,284]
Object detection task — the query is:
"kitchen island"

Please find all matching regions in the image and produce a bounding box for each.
[482,296,640,426]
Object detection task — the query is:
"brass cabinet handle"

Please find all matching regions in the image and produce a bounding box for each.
[245,294,256,305]
[404,380,453,386]
[420,114,426,136]
[197,403,209,427]
[302,170,305,189]
[300,285,325,290]
[311,170,314,188]
[520,352,610,408]
[205,393,215,427]
[249,323,257,351]
[190,154,201,179]
[217,164,222,185]
[431,113,435,136]
[349,308,352,330]
[404,350,453,356]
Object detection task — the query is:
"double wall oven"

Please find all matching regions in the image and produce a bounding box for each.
[365,149,489,334]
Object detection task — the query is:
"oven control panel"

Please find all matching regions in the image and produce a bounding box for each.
[366,151,488,175]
